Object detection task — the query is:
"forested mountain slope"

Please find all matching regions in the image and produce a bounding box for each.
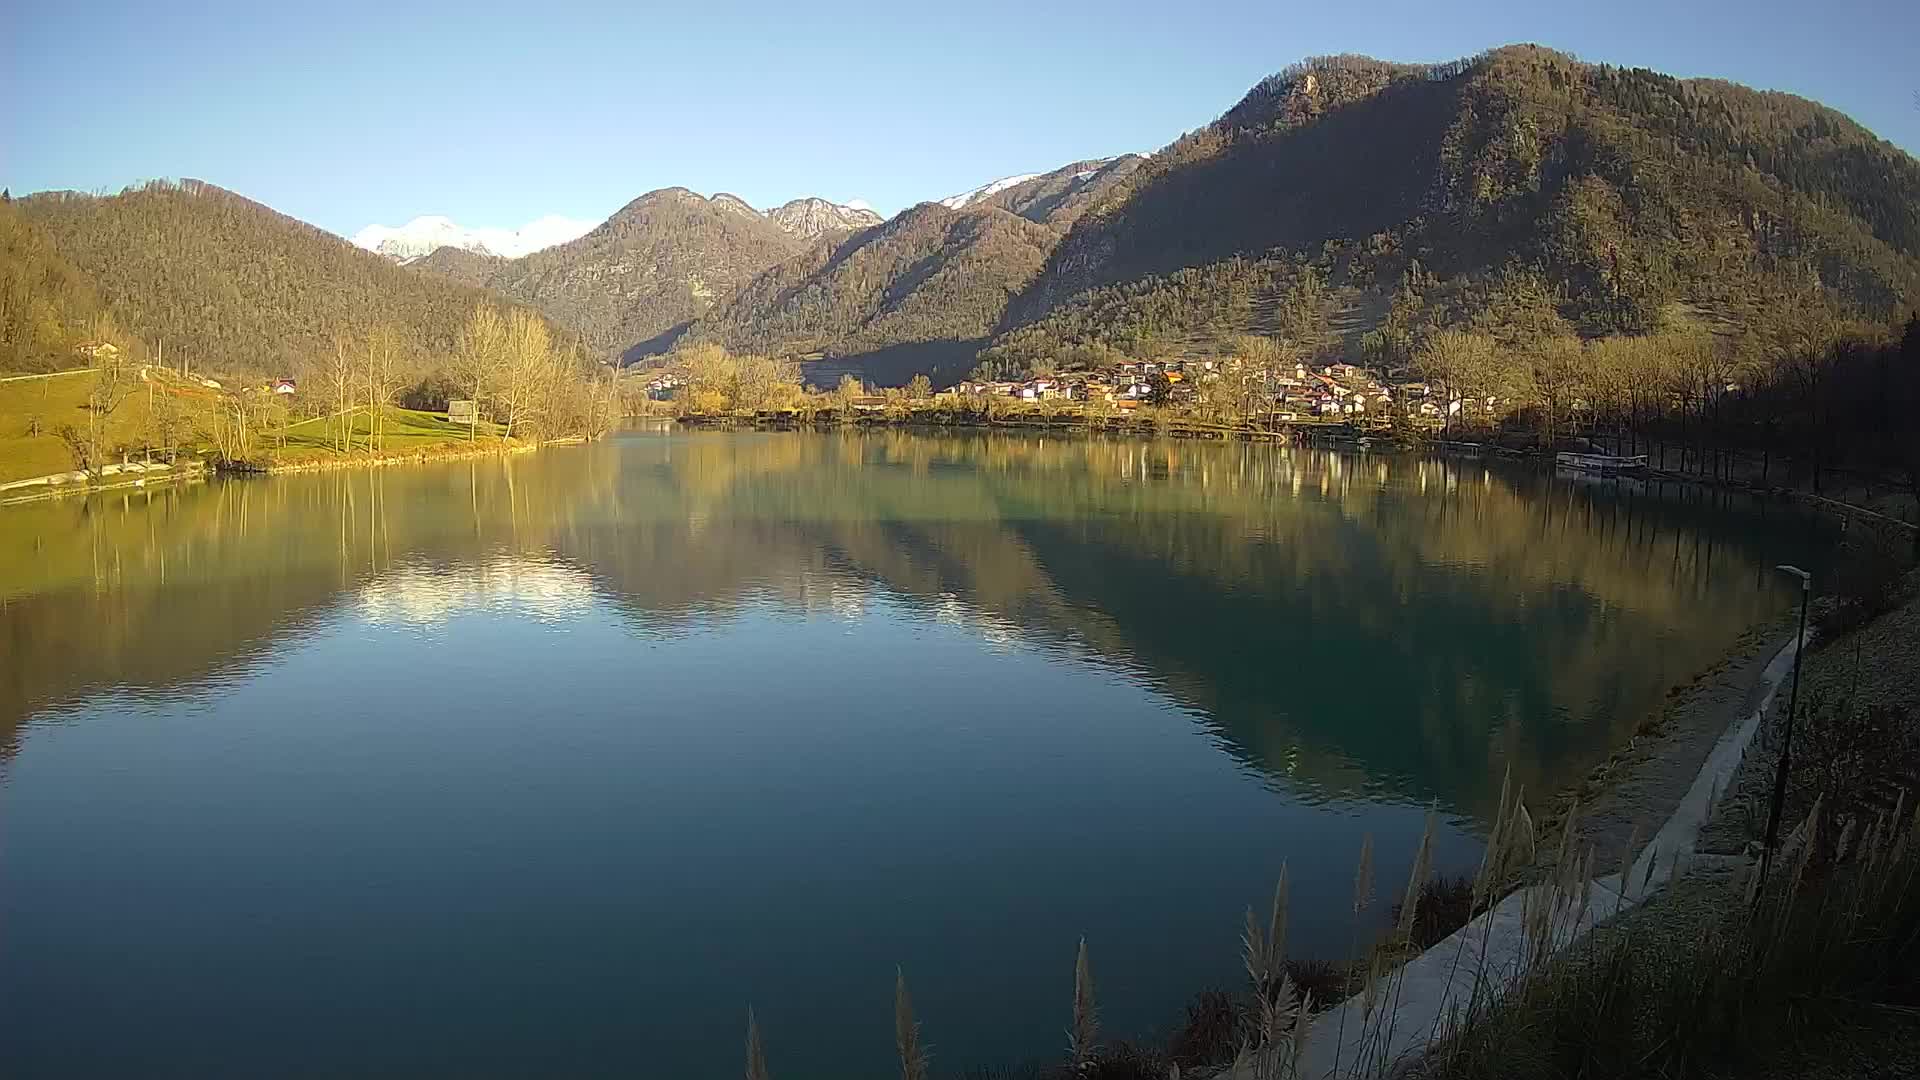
[15,181,529,377]
[416,188,807,359]
[406,245,505,288]
[400,191,879,359]
[1009,47,1920,337]
[0,199,115,373]
[682,203,1055,358]
[676,158,1146,380]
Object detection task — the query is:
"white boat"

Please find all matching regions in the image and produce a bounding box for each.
[1555,451,1648,475]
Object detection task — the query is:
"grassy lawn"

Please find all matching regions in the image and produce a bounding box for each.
[0,369,226,484]
[0,371,105,483]
[0,371,514,483]
[280,405,503,451]
[260,405,509,466]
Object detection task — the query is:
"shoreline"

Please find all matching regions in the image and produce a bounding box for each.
[1275,617,1809,1080]
[0,435,595,504]
[672,413,1919,530]
[1526,615,1802,878]
[1408,574,1920,1080]
[672,410,1320,444]
[220,437,546,475]
[0,458,210,507]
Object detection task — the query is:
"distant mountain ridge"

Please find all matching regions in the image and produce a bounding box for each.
[674,157,1148,381]
[940,173,1042,210]
[352,214,595,261]
[394,191,882,355]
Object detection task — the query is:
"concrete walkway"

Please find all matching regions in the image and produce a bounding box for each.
[1245,633,1806,1080]
[0,459,206,504]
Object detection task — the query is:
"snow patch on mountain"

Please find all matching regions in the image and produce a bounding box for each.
[939,173,1041,210]
[352,214,596,262]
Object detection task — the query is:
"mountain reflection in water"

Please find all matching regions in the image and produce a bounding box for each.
[0,427,1829,1078]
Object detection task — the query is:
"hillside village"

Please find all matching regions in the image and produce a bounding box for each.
[638,352,1475,427]
[951,358,1458,421]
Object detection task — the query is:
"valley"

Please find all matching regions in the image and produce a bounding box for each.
[6,27,1920,1080]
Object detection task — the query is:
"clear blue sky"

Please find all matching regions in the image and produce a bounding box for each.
[5,0,1916,238]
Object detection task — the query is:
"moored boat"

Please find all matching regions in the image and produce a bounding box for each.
[1555,451,1649,475]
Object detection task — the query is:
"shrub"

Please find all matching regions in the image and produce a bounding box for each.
[1168,989,1240,1068]
[1423,796,1920,1080]
[1797,696,1916,820]
[1282,958,1349,1009]
[1075,1043,1174,1079]
[1813,525,1912,644]
[399,371,460,412]
[1391,874,1477,949]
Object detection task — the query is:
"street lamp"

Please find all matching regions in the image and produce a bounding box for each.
[1755,564,1812,906]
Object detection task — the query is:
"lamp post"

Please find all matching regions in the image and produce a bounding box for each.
[1755,564,1811,905]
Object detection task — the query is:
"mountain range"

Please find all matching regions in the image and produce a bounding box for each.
[409,46,1919,382]
[674,157,1146,381]
[355,197,881,263]
[352,214,597,261]
[10,180,552,375]
[374,191,884,357]
[9,45,1918,387]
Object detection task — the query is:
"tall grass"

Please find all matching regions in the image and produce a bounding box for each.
[1392,875,1476,951]
[896,967,928,1080]
[744,1006,770,1080]
[1423,791,1920,1080]
[1070,938,1099,1068]
[1813,524,1912,643]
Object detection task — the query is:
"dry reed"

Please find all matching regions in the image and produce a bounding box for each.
[1070,938,1099,1067]
[895,966,927,1080]
[745,1006,770,1080]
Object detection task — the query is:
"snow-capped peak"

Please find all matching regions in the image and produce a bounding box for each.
[351,214,596,262]
[939,173,1041,210]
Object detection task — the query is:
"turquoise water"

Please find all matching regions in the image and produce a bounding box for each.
[0,428,1827,1077]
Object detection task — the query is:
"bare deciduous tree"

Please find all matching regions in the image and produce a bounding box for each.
[499,310,552,440]
[363,325,406,452]
[455,304,508,441]
[321,336,358,452]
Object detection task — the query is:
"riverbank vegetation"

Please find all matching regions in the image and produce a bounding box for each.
[1420,572,1920,1080]
[2,184,620,480]
[208,304,617,470]
[658,298,1920,536]
[974,235,1919,496]
[0,297,618,481]
[0,362,217,484]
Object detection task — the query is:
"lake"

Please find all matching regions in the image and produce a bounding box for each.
[0,427,1829,1078]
